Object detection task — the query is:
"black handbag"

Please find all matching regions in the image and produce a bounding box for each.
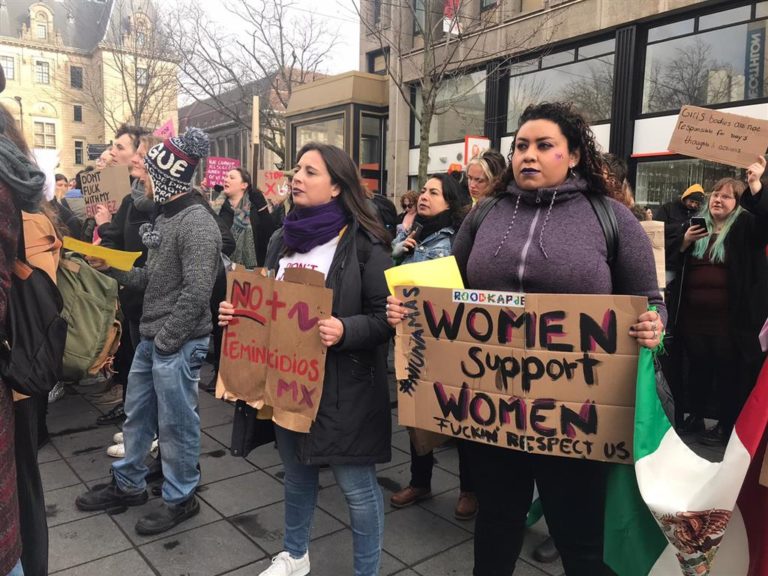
[230,400,276,457]
[0,211,67,396]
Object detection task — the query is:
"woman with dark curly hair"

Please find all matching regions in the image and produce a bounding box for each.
[387,102,665,575]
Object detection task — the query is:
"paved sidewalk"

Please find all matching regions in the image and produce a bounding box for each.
[41,364,564,576]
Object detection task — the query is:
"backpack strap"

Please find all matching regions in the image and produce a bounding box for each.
[467,195,504,242]
[585,193,619,288]
[16,209,26,262]
[356,230,373,273]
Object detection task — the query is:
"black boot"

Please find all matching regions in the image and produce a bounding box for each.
[75,478,147,511]
[533,536,560,563]
[135,495,200,535]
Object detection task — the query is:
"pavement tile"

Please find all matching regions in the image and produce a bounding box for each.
[432,444,461,475]
[391,429,411,453]
[199,442,257,485]
[198,388,224,409]
[139,519,265,576]
[48,514,132,573]
[245,530,405,575]
[43,483,101,528]
[200,402,235,429]
[51,425,117,458]
[197,470,284,517]
[46,406,105,436]
[231,500,344,555]
[417,490,475,533]
[66,448,117,482]
[37,441,61,464]
[40,459,80,493]
[376,446,411,472]
[383,506,472,566]
[108,495,223,544]
[245,442,283,469]
[50,549,155,576]
[203,422,232,448]
[263,462,337,490]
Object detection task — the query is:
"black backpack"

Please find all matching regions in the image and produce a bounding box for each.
[0,212,68,396]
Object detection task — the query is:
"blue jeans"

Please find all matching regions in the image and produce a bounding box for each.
[275,425,384,576]
[6,559,23,576]
[113,336,209,504]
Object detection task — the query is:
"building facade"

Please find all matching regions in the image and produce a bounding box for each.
[0,0,178,178]
[359,0,766,206]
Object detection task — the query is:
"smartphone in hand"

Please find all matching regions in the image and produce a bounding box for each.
[690,217,707,229]
[407,222,423,241]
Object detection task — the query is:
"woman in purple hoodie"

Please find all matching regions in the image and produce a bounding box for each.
[387,102,665,575]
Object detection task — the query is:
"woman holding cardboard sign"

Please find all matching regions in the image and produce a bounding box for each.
[387,102,665,576]
[671,167,768,446]
[219,143,393,576]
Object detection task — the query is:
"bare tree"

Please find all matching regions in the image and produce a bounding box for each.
[559,56,614,123]
[167,0,340,162]
[81,0,178,132]
[355,0,555,186]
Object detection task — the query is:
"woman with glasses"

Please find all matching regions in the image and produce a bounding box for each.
[396,190,420,236]
[671,171,768,445]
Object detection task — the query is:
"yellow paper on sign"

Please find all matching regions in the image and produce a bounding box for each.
[62,237,142,271]
[385,255,464,294]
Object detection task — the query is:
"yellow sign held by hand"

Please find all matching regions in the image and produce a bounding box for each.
[62,237,142,271]
[384,255,464,295]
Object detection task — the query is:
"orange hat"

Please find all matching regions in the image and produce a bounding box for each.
[681,184,705,199]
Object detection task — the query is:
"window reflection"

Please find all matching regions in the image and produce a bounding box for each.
[635,159,743,207]
[414,71,486,143]
[642,21,768,114]
[294,116,345,152]
[507,54,614,132]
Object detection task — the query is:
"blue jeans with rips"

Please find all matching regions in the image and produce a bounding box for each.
[275,425,384,576]
[112,336,209,504]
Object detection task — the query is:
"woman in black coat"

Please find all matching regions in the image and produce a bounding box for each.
[669,165,768,444]
[219,143,393,576]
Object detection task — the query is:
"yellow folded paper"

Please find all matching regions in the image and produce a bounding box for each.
[385,255,464,294]
[62,236,142,272]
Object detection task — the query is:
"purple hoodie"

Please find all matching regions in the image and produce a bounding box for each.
[452,176,667,324]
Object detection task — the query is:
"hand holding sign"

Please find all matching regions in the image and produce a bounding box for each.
[747,155,767,195]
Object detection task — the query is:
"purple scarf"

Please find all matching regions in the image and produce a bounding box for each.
[283,198,349,253]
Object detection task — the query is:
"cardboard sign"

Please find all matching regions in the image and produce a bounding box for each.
[80,166,132,217]
[668,105,768,168]
[206,157,240,187]
[394,287,647,463]
[384,256,464,295]
[257,170,288,198]
[640,220,666,291]
[219,268,333,433]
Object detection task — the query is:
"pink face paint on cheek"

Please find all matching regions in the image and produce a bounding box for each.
[555,153,564,161]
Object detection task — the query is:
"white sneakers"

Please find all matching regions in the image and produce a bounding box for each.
[106,437,158,458]
[259,551,310,576]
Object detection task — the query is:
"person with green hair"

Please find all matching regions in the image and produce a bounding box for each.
[671,171,768,446]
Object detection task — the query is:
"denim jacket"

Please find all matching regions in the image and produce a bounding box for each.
[392,226,455,264]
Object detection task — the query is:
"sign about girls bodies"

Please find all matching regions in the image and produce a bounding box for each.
[220,268,333,433]
[394,287,647,463]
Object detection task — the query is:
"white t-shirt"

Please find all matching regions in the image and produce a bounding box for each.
[276,235,340,281]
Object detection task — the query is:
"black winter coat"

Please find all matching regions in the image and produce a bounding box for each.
[219,188,276,267]
[264,221,394,465]
[668,190,768,365]
[654,199,700,271]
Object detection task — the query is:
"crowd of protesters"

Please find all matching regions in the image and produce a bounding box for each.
[0,53,767,576]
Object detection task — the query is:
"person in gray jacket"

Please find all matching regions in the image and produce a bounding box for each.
[75,128,222,536]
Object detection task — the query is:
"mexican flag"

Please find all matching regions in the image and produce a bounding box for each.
[604,348,768,576]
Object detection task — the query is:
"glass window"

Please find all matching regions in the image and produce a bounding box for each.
[360,115,382,169]
[74,140,84,165]
[372,0,382,25]
[136,67,148,87]
[698,6,750,31]
[73,105,82,122]
[758,1,768,19]
[481,0,497,9]
[0,56,14,80]
[413,0,426,34]
[33,121,56,149]
[35,24,47,39]
[35,61,49,84]
[414,70,486,144]
[642,21,768,114]
[541,49,575,69]
[647,19,694,43]
[70,66,83,89]
[635,158,742,208]
[294,115,345,157]
[578,38,615,59]
[507,54,614,132]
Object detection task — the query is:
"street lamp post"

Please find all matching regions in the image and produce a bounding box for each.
[13,96,23,135]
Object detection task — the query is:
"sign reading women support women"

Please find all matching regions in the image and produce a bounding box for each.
[394,286,647,463]
[220,268,333,433]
